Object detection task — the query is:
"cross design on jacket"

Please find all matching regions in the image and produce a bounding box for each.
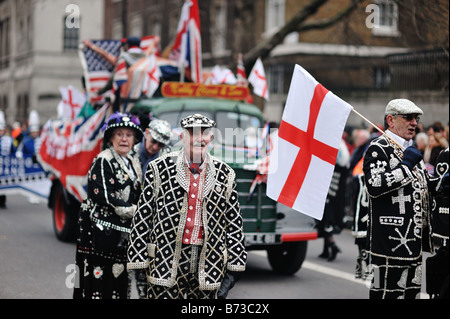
[391,188,411,215]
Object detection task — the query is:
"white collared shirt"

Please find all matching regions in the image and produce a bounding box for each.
[386,130,414,149]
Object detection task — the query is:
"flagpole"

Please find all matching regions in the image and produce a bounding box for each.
[351,108,405,150]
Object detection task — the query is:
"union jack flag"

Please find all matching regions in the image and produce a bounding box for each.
[79,40,122,104]
[38,104,110,202]
[169,0,202,83]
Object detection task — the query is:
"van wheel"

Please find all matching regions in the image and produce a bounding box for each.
[51,183,78,242]
[267,241,307,275]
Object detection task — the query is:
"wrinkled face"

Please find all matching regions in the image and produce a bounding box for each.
[144,128,165,156]
[181,127,214,164]
[387,113,420,141]
[111,128,135,157]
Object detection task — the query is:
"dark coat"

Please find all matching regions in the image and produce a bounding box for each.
[363,135,440,261]
[127,150,247,290]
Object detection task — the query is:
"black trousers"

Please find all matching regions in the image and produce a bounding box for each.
[369,255,422,299]
[147,244,216,299]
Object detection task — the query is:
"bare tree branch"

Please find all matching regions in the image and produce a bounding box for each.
[241,0,363,70]
[242,0,329,69]
[296,0,364,32]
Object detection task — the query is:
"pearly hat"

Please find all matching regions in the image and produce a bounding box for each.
[385,99,423,115]
[148,119,172,145]
[102,112,143,144]
[180,113,216,129]
[28,110,41,132]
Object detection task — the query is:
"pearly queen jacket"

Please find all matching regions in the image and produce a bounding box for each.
[363,135,442,261]
[127,150,247,290]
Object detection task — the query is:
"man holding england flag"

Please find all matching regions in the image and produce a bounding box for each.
[362,99,444,299]
[267,64,446,299]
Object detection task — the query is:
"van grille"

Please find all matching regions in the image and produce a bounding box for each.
[235,169,277,233]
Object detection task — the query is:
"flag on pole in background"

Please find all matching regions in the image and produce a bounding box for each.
[57,86,86,120]
[248,58,269,100]
[113,56,129,94]
[38,103,109,202]
[207,65,237,85]
[140,35,161,56]
[169,0,202,83]
[127,54,162,99]
[80,36,161,103]
[236,53,248,86]
[266,64,352,220]
[79,39,122,104]
[247,122,273,201]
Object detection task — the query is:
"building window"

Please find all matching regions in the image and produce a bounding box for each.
[112,20,123,40]
[130,14,143,38]
[16,94,29,124]
[265,0,285,35]
[0,96,8,114]
[63,15,80,50]
[0,18,11,69]
[372,0,399,37]
[268,64,284,94]
[212,0,227,55]
[373,67,390,89]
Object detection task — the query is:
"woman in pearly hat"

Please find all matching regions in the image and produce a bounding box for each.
[74,112,143,299]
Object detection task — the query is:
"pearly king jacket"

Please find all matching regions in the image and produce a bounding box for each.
[363,135,441,261]
[127,150,247,290]
[77,147,142,254]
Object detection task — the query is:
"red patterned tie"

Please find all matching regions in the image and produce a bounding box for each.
[189,163,201,174]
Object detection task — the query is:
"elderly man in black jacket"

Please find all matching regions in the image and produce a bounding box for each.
[363,99,445,299]
[128,113,247,299]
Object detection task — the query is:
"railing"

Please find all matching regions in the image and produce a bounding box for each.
[293,48,449,92]
[388,49,449,91]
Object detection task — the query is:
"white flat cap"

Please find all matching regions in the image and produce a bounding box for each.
[385,99,423,115]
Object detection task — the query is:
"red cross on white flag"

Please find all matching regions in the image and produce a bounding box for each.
[267,64,352,220]
[124,54,161,100]
[57,86,85,120]
[248,57,269,100]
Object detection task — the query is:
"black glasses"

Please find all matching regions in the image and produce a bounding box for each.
[395,114,420,122]
[150,137,165,147]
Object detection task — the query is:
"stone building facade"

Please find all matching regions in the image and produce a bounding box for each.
[0,0,104,127]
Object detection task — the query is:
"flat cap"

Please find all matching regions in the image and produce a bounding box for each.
[180,113,216,129]
[148,119,172,145]
[385,99,423,115]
